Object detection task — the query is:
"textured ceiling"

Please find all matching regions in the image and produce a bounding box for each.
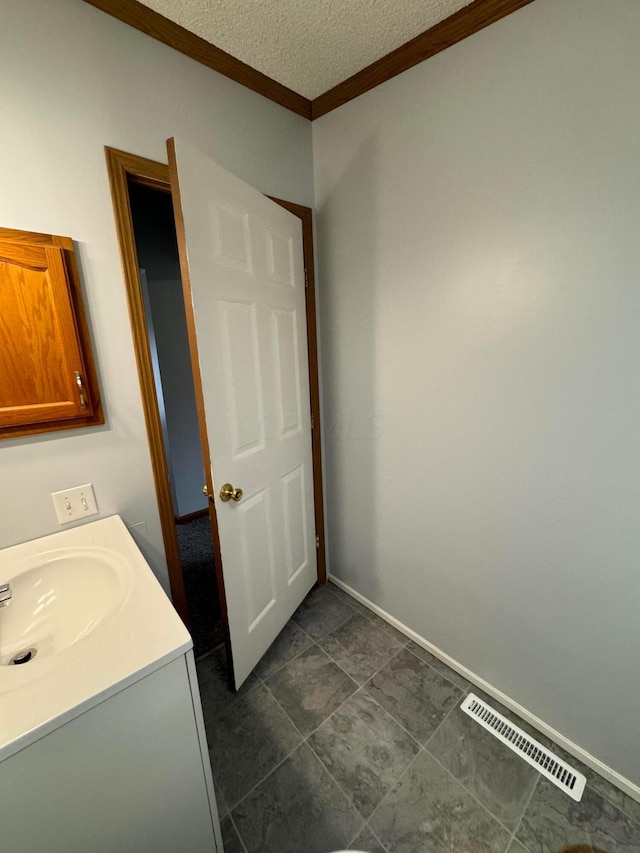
[138,0,475,99]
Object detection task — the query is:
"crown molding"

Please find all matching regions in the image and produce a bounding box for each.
[312,0,536,119]
[82,0,312,119]
[82,0,535,122]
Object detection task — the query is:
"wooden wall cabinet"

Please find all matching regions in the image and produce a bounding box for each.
[0,227,103,438]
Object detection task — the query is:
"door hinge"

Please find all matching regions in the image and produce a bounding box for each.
[316,535,320,550]
[304,268,309,288]
[310,413,315,430]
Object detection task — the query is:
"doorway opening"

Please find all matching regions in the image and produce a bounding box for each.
[105,145,326,690]
[128,181,223,657]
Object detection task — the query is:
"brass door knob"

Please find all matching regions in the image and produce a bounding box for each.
[220,483,243,503]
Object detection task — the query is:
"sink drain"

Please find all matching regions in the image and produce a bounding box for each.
[10,648,37,665]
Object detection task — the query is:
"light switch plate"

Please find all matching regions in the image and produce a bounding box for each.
[51,483,99,524]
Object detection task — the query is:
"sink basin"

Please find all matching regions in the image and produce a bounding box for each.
[0,515,191,760]
[0,548,127,666]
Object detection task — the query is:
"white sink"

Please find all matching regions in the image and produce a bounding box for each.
[0,548,128,666]
[0,516,191,759]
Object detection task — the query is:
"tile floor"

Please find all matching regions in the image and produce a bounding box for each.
[196,583,640,853]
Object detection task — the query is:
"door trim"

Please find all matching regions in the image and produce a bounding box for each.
[105,146,326,645]
[104,146,190,625]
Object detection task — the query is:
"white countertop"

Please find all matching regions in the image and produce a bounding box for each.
[0,515,191,762]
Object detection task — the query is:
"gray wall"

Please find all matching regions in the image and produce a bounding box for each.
[313,0,640,786]
[0,0,313,591]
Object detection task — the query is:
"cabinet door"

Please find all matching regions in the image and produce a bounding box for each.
[0,658,219,853]
[0,241,94,428]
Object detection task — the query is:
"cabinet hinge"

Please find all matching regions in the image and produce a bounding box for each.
[304,268,309,288]
[316,535,320,550]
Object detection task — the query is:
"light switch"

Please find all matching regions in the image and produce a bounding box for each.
[51,483,99,524]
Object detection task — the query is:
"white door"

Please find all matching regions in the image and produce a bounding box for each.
[168,138,317,687]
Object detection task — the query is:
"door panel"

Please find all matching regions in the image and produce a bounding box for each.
[219,300,265,458]
[266,229,295,286]
[238,488,277,630]
[273,308,302,437]
[282,464,309,584]
[168,138,317,687]
[211,202,252,273]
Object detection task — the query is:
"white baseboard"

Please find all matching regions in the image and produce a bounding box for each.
[328,573,640,805]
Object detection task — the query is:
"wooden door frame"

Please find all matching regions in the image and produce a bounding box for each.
[105,147,191,626]
[104,146,326,640]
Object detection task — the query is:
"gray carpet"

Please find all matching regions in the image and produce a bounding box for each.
[175,514,225,656]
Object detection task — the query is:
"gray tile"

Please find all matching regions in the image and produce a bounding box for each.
[517,779,640,853]
[254,620,314,680]
[232,743,363,853]
[196,645,260,729]
[428,700,539,829]
[214,780,228,819]
[369,750,510,853]
[266,645,358,736]
[208,684,302,808]
[318,613,406,685]
[364,647,462,744]
[328,582,408,644]
[292,585,356,639]
[328,581,372,617]
[406,640,471,692]
[539,739,640,828]
[362,612,408,645]
[507,841,530,853]
[587,775,640,828]
[350,824,387,852]
[220,816,244,853]
[309,691,420,818]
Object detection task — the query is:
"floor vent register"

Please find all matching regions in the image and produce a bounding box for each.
[461,693,586,801]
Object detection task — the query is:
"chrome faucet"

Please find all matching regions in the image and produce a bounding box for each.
[0,583,12,607]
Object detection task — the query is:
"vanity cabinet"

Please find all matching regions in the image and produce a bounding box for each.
[0,653,220,853]
[0,516,221,852]
[0,227,103,438]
